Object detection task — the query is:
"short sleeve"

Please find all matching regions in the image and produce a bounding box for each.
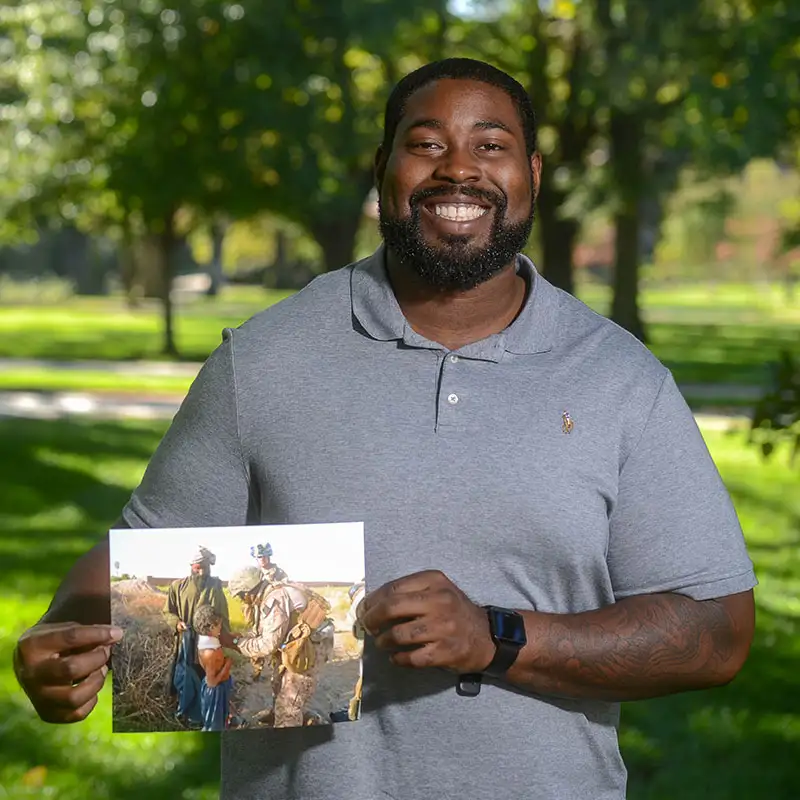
[607,372,757,601]
[121,328,252,529]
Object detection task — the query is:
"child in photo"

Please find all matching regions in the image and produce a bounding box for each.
[193,604,234,732]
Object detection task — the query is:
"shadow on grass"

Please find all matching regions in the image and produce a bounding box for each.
[650,322,800,386]
[0,418,167,590]
[0,697,221,799]
[621,474,800,799]
[621,607,800,800]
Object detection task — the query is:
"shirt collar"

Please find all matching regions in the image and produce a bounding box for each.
[350,244,557,362]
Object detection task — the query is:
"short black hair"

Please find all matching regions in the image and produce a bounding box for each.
[381,58,538,157]
[193,604,223,635]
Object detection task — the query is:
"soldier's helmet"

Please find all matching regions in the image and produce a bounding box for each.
[250,543,273,559]
[228,566,264,597]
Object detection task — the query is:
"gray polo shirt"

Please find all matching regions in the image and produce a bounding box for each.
[121,246,756,800]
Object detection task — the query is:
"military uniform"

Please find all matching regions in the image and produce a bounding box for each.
[238,582,334,727]
[243,562,289,679]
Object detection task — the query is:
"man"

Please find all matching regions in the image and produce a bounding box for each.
[226,566,334,727]
[14,58,755,799]
[164,546,229,726]
[250,542,288,586]
[243,542,288,679]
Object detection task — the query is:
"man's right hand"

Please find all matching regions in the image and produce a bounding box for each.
[176,620,187,632]
[13,622,123,724]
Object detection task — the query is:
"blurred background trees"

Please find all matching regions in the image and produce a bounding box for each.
[3,4,800,798]
[1,0,798,352]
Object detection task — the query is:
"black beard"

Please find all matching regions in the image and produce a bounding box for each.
[379,184,535,291]
[190,570,209,589]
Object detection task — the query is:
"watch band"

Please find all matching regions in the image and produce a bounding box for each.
[483,638,522,678]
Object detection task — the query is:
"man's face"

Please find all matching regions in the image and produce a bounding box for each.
[377,78,540,291]
[257,555,271,569]
[190,561,208,576]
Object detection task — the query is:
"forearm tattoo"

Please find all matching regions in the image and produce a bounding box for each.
[512,593,743,701]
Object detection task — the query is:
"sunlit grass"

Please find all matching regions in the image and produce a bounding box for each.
[1,417,798,798]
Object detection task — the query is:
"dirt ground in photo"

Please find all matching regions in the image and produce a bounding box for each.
[110,580,362,732]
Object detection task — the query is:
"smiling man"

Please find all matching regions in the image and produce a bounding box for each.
[15,59,756,800]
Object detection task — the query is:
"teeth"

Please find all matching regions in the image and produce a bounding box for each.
[433,204,488,221]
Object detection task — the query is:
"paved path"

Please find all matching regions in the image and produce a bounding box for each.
[0,359,767,401]
[0,390,185,420]
[0,358,762,423]
[0,388,754,427]
[0,357,202,377]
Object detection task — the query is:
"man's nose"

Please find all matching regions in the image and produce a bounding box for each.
[432,143,481,183]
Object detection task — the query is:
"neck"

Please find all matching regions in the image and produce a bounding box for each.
[385,250,527,351]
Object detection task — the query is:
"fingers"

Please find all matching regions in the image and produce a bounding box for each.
[360,591,434,635]
[390,643,441,669]
[374,617,446,650]
[38,665,108,710]
[40,693,100,725]
[361,570,448,617]
[19,624,123,659]
[30,644,111,687]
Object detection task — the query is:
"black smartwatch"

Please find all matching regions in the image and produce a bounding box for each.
[482,605,527,678]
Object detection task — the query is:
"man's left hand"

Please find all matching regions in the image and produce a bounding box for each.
[359,570,495,673]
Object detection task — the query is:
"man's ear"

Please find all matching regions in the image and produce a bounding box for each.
[530,151,542,203]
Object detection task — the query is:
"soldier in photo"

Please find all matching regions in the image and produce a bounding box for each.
[243,542,289,680]
[225,566,335,727]
[251,542,288,586]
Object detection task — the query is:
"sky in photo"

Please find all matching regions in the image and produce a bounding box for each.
[109,522,364,584]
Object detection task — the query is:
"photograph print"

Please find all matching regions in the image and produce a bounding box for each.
[108,522,365,734]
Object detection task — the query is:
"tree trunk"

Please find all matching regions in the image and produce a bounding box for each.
[537,168,577,294]
[539,217,579,294]
[206,218,227,297]
[313,214,362,273]
[433,0,448,59]
[610,210,646,341]
[609,111,647,342]
[152,215,178,357]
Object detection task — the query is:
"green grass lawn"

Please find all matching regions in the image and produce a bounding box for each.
[0,368,193,395]
[0,282,798,395]
[0,416,798,798]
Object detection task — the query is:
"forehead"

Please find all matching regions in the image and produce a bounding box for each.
[398,78,524,138]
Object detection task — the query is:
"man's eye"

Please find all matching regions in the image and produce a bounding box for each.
[478,142,505,151]
[409,141,441,150]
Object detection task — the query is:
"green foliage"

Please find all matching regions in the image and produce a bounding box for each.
[749,350,800,466]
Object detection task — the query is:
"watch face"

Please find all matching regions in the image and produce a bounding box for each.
[488,607,527,646]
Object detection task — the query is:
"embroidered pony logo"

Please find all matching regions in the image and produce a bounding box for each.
[561,410,574,434]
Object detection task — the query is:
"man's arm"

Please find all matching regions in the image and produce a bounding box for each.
[40,538,111,626]
[237,604,290,659]
[361,572,755,702]
[504,590,755,701]
[14,537,121,723]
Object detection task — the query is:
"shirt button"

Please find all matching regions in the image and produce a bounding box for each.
[448,393,459,405]
[449,354,459,363]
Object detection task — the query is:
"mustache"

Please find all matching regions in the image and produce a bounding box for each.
[409,185,505,208]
